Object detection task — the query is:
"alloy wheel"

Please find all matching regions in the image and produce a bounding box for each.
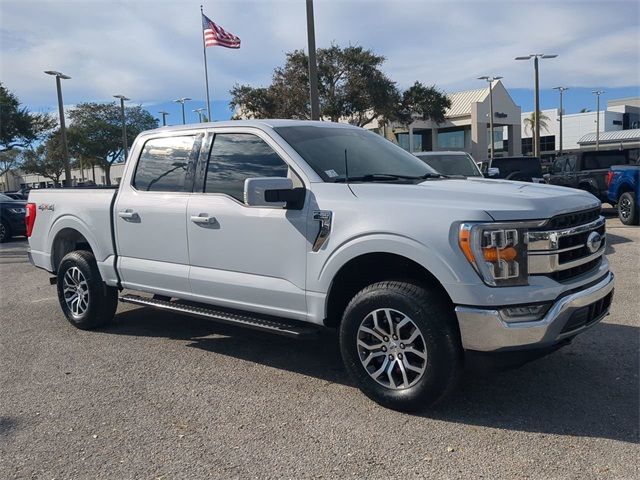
[357,308,427,389]
[63,266,90,317]
[619,197,631,220]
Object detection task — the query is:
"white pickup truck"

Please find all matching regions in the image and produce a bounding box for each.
[27,120,614,411]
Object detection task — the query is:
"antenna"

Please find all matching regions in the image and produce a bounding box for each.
[344,149,349,184]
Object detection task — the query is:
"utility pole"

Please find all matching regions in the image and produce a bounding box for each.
[553,87,568,155]
[306,0,320,120]
[159,111,169,126]
[113,95,130,160]
[515,54,558,157]
[174,97,192,124]
[478,76,502,166]
[44,71,72,186]
[593,90,605,151]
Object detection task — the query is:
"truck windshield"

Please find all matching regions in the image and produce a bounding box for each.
[274,125,437,182]
[415,154,482,177]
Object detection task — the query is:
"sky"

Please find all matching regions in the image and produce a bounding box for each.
[1,0,639,125]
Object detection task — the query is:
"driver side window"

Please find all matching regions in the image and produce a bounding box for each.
[204,133,291,202]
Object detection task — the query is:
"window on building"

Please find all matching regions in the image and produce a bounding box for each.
[204,133,289,201]
[438,129,466,150]
[133,135,200,192]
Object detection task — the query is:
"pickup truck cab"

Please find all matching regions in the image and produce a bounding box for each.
[607,164,639,225]
[27,120,615,411]
[548,150,635,202]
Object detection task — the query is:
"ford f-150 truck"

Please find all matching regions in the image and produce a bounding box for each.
[26,120,614,411]
[607,165,639,225]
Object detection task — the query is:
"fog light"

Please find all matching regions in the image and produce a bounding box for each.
[500,304,551,323]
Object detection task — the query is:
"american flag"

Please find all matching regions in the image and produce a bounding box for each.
[202,13,241,49]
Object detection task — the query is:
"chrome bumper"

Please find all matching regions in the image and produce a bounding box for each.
[455,272,615,352]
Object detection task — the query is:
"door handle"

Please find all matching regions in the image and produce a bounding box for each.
[190,214,215,225]
[118,209,139,220]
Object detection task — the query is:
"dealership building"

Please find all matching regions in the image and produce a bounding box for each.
[520,97,640,157]
[388,80,522,160]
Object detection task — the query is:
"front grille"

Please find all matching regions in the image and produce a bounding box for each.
[546,207,601,229]
[528,208,606,283]
[558,224,606,263]
[560,290,613,334]
[549,257,602,282]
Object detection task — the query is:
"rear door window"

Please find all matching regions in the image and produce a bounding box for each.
[133,135,201,192]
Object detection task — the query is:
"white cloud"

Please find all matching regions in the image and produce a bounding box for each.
[1,0,638,108]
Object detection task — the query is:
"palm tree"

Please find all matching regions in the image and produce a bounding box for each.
[523,111,551,137]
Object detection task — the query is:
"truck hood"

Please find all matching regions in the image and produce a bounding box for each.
[349,178,600,221]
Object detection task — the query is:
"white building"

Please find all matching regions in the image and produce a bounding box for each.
[521,97,640,156]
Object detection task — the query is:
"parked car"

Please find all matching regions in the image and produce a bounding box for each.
[0,193,27,242]
[548,150,635,202]
[481,156,544,183]
[607,165,639,225]
[414,151,483,177]
[26,120,614,411]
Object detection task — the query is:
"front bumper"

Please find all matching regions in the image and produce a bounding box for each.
[455,271,614,352]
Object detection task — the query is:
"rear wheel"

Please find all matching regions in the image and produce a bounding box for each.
[339,281,462,412]
[57,250,118,329]
[0,220,11,243]
[618,192,638,225]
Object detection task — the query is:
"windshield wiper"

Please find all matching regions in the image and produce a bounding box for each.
[334,173,448,183]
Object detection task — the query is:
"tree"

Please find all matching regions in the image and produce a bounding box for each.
[230,45,450,128]
[397,82,451,125]
[22,131,67,186]
[523,111,551,137]
[67,103,158,185]
[0,83,56,171]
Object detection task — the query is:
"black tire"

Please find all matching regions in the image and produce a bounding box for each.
[339,281,463,412]
[56,250,118,330]
[0,219,11,243]
[618,192,639,225]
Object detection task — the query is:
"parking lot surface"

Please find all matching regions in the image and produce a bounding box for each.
[1,215,638,479]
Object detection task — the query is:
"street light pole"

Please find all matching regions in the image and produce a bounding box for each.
[553,87,568,155]
[306,0,320,120]
[515,54,558,158]
[44,70,72,186]
[593,90,605,151]
[113,95,130,160]
[159,111,169,126]
[174,97,192,125]
[478,75,503,166]
[193,108,205,123]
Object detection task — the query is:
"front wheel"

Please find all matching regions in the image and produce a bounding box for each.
[339,281,463,412]
[56,250,118,329]
[618,192,639,225]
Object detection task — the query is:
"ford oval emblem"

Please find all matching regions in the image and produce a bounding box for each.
[586,231,602,254]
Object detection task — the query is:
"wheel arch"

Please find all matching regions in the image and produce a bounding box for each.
[48,215,106,273]
[323,251,455,328]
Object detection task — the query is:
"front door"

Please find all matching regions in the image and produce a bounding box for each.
[186,129,309,320]
[115,132,203,297]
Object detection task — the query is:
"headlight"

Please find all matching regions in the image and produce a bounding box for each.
[8,207,26,214]
[459,223,529,286]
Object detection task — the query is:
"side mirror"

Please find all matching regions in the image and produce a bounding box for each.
[244,177,305,209]
[487,167,500,177]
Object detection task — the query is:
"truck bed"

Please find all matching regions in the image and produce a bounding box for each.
[27,188,118,281]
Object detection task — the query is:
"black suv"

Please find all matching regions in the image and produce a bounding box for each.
[482,156,544,182]
[0,193,27,242]
[548,150,634,202]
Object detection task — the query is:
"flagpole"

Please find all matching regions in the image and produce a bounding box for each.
[201,5,212,121]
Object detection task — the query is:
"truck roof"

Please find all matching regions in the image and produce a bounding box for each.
[143,119,358,135]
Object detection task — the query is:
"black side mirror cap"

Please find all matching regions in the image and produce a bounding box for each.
[264,187,306,210]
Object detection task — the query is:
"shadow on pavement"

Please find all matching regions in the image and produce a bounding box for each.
[106,307,639,444]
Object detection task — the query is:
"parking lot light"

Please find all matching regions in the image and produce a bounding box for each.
[478,76,503,166]
[174,98,192,125]
[44,70,72,186]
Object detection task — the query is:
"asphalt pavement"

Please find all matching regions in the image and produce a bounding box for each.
[1,214,638,479]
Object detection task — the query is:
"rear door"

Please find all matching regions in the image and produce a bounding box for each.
[115,131,204,297]
[186,128,310,319]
